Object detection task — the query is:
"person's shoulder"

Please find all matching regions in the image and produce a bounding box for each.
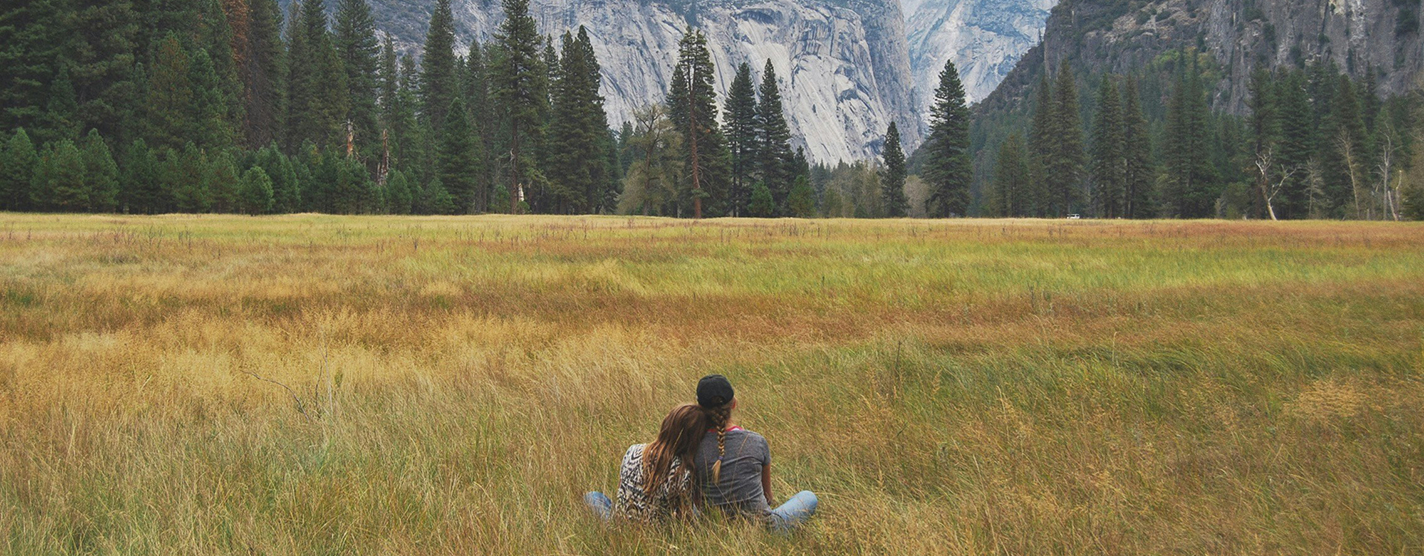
[623,443,646,460]
[735,429,768,445]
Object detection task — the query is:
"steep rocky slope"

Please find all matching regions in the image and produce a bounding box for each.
[346,0,921,162]
[978,0,1424,117]
[906,0,1057,108]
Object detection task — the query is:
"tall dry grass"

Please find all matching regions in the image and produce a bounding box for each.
[1,214,1422,554]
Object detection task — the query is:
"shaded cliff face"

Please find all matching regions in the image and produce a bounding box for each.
[355,0,920,162]
[906,0,1056,110]
[979,0,1424,116]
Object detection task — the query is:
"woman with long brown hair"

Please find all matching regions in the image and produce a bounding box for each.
[585,404,709,523]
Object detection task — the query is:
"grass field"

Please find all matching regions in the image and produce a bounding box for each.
[1,214,1422,555]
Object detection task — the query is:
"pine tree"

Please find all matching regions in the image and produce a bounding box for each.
[385,168,413,214]
[172,142,211,212]
[1121,77,1154,219]
[724,61,758,216]
[421,0,459,131]
[1090,76,1125,218]
[1322,75,1367,218]
[787,174,815,218]
[378,35,400,127]
[120,139,164,213]
[1027,73,1055,217]
[1247,68,1279,219]
[1163,56,1217,218]
[238,166,274,214]
[0,0,68,138]
[69,0,140,144]
[253,143,300,212]
[547,28,610,214]
[1271,70,1313,219]
[44,63,81,144]
[286,0,348,151]
[1,129,39,211]
[79,129,120,212]
[191,48,236,151]
[462,41,494,209]
[493,0,547,213]
[1047,63,1085,216]
[437,96,482,213]
[207,150,240,212]
[335,0,381,162]
[747,181,775,217]
[880,122,907,217]
[990,133,1030,217]
[756,60,794,213]
[144,34,196,152]
[667,28,730,218]
[420,176,457,215]
[38,140,88,211]
[245,0,286,149]
[923,59,972,217]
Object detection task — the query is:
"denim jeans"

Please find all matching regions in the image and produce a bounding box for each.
[768,490,818,531]
[583,489,818,530]
[584,491,613,521]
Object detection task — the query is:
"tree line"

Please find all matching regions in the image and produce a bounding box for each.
[981,51,1424,220]
[0,0,836,218]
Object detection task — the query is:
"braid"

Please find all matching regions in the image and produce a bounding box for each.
[706,404,732,484]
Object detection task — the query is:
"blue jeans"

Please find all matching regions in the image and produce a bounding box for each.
[585,491,613,521]
[584,490,818,530]
[769,490,818,531]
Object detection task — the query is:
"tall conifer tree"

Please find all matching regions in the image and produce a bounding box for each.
[1121,77,1154,219]
[667,27,727,219]
[1090,76,1125,218]
[756,60,794,213]
[1047,63,1085,216]
[723,61,758,216]
[245,0,286,148]
[335,0,381,162]
[494,0,547,213]
[880,122,907,217]
[421,0,458,131]
[923,59,972,217]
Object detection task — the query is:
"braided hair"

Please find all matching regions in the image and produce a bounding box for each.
[702,402,734,484]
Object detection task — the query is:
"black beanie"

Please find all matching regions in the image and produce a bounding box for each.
[696,374,735,408]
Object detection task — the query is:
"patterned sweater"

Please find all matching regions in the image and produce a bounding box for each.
[612,444,693,523]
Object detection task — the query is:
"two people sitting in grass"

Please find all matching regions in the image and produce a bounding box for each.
[584,374,818,531]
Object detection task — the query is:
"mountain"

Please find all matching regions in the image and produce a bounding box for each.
[323,0,920,163]
[905,0,1057,110]
[978,0,1424,117]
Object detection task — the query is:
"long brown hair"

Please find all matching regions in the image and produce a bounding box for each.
[642,404,709,501]
[702,401,733,484]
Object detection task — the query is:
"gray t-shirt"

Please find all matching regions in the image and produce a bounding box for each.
[692,428,771,518]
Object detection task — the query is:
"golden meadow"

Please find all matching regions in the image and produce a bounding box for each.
[1,214,1421,554]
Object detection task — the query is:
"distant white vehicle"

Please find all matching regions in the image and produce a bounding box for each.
[1067,214,1082,220]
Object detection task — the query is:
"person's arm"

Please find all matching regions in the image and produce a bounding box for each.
[761,463,773,505]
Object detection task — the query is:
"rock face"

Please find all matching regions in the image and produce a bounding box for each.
[980,0,1424,116]
[905,0,1056,111]
[354,0,923,163]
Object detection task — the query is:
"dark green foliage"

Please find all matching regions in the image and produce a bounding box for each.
[190,48,236,151]
[206,150,240,213]
[1121,78,1155,219]
[1090,77,1125,218]
[0,0,68,139]
[437,96,481,213]
[1047,63,1085,216]
[253,143,300,212]
[287,0,348,151]
[79,129,119,212]
[548,28,611,213]
[121,139,165,213]
[419,176,456,215]
[171,142,210,213]
[1246,68,1277,219]
[747,181,775,217]
[2,129,39,211]
[69,0,140,144]
[335,0,381,163]
[756,60,794,213]
[880,122,907,217]
[924,59,972,217]
[667,27,729,218]
[144,34,195,152]
[33,140,87,211]
[245,0,286,149]
[1321,75,1367,217]
[1276,71,1315,219]
[1163,56,1217,218]
[493,0,547,213]
[44,64,81,144]
[238,166,274,214]
[989,133,1030,217]
[787,174,815,218]
[420,0,458,131]
[723,62,758,216]
[385,168,413,214]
